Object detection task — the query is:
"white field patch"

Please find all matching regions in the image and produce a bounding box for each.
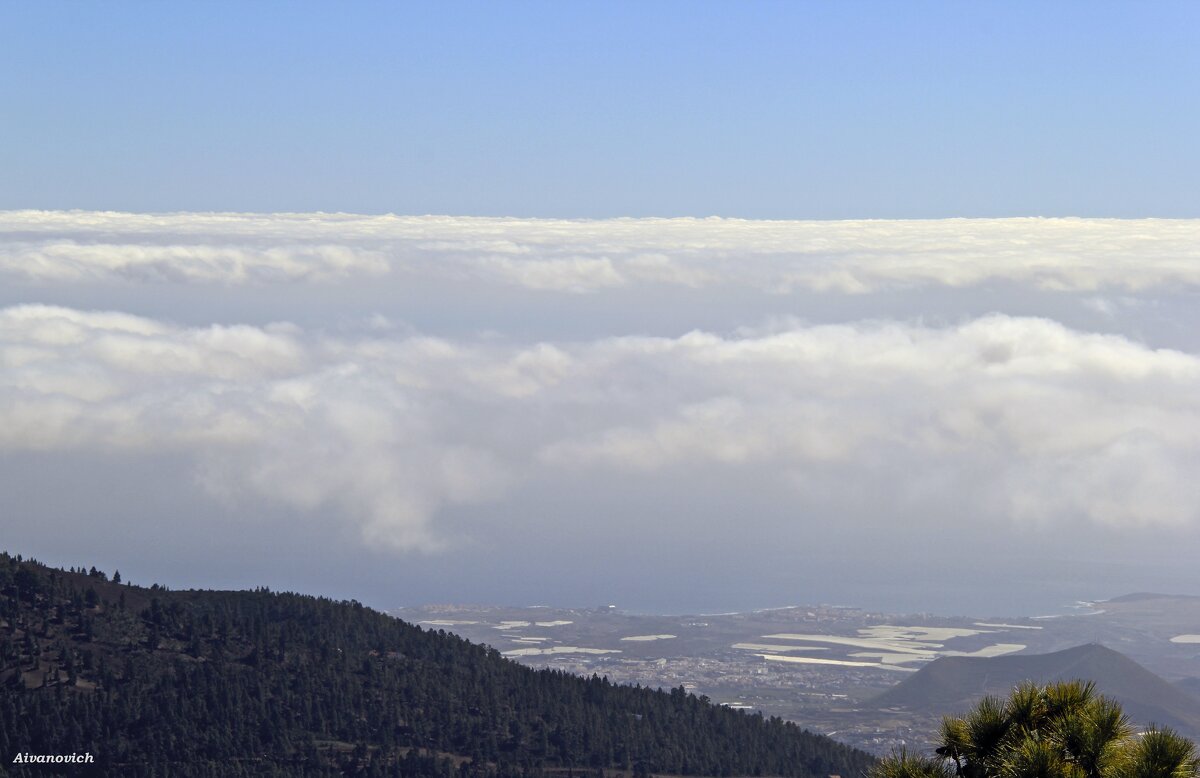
[1170,635,1200,644]
[534,620,573,627]
[762,634,942,654]
[862,625,992,641]
[847,643,1026,665]
[510,637,550,643]
[732,643,831,653]
[757,654,916,672]
[975,622,1044,630]
[945,643,1026,658]
[503,646,621,657]
[493,621,532,629]
[620,634,677,642]
[760,625,1014,666]
[419,620,480,627]
[849,652,935,665]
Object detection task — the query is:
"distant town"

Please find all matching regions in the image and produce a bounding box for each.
[396,594,1200,754]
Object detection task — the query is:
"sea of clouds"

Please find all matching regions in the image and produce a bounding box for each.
[4,210,1200,292]
[3,212,1199,607]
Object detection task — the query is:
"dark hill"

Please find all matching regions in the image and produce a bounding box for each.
[873,643,1200,740]
[0,552,874,778]
[1178,677,1200,700]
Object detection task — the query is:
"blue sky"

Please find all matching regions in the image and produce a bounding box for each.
[3,1,1198,217]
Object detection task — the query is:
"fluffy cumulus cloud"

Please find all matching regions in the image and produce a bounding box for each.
[4,210,1200,293]
[5,209,1200,613]
[0,305,515,551]
[4,304,1200,553]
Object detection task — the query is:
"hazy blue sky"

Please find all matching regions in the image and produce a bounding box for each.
[3,1,1199,217]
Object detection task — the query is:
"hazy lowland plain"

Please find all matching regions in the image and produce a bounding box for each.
[397,593,1200,754]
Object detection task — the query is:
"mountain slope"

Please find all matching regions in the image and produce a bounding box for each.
[873,643,1200,739]
[1177,677,1200,700]
[0,552,874,778]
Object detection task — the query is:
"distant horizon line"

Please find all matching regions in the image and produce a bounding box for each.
[5,207,1199,223]
[392,591,1200,621]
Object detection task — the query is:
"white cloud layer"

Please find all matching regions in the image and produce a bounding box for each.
[4,210,1200,293]
[4,304,1200,552]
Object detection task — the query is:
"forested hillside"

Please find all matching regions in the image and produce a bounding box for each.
[0,552,874,778]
